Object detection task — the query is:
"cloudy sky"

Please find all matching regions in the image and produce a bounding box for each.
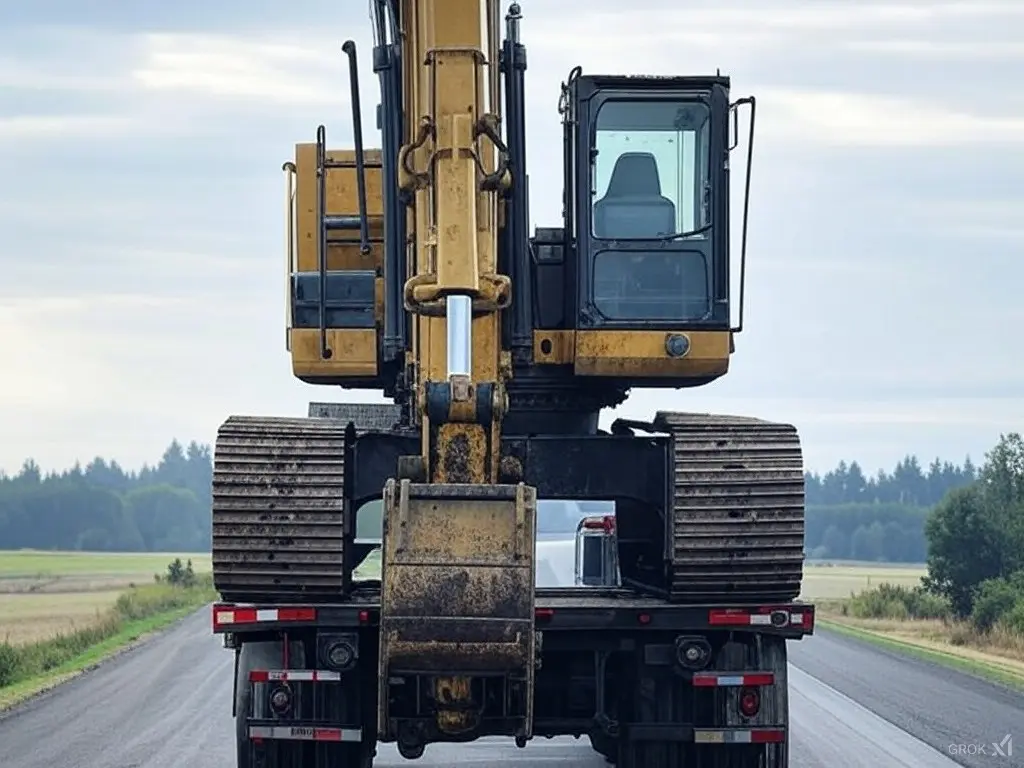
[1,0,1022,476]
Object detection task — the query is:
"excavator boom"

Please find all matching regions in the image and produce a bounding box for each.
[377,0,537,746]
[210,3,811,766]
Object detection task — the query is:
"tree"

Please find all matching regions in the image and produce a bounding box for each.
[0,439,213,553]
[924,434,1024,617]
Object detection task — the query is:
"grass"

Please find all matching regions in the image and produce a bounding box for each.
[818,617,1024,692]
[0,550,212,646]
[0,603,203,710]
[805,564,1024,690]
[0,591,125,646]
[0,550,212,576]
[0,577,216,710]
[800,562,927,601]
[0,551,215,711]
[354,548,382,581]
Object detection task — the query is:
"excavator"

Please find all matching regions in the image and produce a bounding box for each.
[209,2,814,767]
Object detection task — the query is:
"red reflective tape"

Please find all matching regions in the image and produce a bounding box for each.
[278,607,317,622]
[212,606,316,629]
[314,728,343,741]
[248,669,342,683]
[692,672,775,687]
[708,609,751,626]
[751,728,785,743]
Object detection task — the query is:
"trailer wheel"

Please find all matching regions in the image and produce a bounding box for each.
[234,641,306,768]
[716,635,789,768]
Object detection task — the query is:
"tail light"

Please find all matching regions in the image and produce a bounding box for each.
[739,687,760,718]
[581,515,615,533]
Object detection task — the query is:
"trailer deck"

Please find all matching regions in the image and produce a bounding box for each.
[212,585,815,639]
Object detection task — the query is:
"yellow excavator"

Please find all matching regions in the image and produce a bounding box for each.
[209,2,814,767]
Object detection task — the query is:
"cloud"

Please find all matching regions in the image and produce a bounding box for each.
[131,33,342,104]
[0,0,1022,476]
[844,40,1024,59]
[0,113,140,139]
[758,89,1024,147]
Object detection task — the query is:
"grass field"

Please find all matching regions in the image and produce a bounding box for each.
[801,561,1024,687]
[0,550,212,646]
[0,549,930,645]
[800,561,927,601]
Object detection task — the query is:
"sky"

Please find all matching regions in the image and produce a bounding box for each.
[1,0,1022,477]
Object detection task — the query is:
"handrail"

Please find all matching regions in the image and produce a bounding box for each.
[282,161,297,351]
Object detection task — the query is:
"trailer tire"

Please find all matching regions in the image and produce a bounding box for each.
[235,640,304,768]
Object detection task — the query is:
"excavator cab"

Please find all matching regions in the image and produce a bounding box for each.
[529,70,755,385]
[562,71,745,330]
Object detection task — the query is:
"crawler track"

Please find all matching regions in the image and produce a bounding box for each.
[655,411,805,603]
[211,416,349,603]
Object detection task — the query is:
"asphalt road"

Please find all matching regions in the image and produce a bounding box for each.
[1,610,1021,768]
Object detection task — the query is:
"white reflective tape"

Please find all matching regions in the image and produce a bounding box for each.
[695,729,751,744]
[256,609,279,622]
[249,725,362,742]
[713,675,745,687]
[264,670,342,682]
[693,728,784,745]
[749,614,771,625]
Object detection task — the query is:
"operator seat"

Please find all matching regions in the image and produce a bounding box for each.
[593,152,676,239]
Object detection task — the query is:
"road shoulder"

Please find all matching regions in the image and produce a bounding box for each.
[818,617,1024,692]
[0,604,206,715]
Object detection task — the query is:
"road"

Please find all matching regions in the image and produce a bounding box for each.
[1,609,1021,768]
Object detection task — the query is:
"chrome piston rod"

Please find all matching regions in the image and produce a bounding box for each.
[446,295,472,380]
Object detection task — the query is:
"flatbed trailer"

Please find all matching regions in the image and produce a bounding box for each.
[213,586,815,768]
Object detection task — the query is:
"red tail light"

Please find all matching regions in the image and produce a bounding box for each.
[581,515,615,533]
[739,687,760,717]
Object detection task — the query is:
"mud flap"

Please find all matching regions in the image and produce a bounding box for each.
[377,479,537,741]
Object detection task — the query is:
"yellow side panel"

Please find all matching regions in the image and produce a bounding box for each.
[294,143,385,273]
[576,330,730,377]
[532,330,574,365]
[290,328,378,378]
[532,330,730,378]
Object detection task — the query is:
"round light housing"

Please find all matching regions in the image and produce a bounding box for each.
[269,684,292,715]
[327,640,355,669]
[665,334,690,358]
[675,637,712,670]
[739,687,760,717]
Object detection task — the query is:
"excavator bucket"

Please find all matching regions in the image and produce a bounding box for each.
[377,479,537,740]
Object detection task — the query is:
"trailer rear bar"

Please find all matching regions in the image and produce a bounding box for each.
[213,596,814,638]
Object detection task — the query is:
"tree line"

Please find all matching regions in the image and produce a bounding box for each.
[805,455,977,507]
[803,454,980,563]
[0,441,212,552]
[0,440,988,561]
